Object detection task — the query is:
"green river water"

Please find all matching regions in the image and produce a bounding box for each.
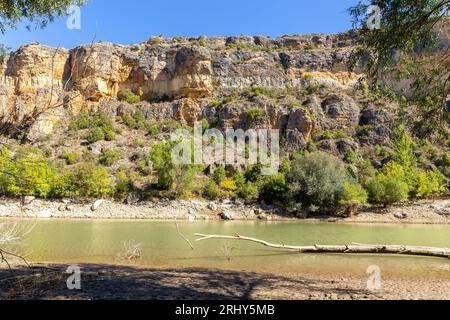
[3,219,450,279]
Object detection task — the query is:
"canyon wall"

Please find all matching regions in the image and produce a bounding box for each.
[0,32,364,140]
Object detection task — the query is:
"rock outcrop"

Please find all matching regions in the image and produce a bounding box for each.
[0,32,364,139]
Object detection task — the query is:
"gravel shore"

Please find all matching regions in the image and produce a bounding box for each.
[0,197,449,224]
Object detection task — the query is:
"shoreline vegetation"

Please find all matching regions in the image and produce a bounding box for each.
[0,118,448,223]
[0,197,449,224]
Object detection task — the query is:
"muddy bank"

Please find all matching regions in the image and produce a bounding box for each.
[0,263,449,300]
[0,197,449,224]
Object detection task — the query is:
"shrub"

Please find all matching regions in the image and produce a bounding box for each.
[121,111,148,131]
[414,170,448,198]
[238,182,260,203]
[306,140,317,152]
[149,140,200,196]
[50,171,74,198]
[244,164,263,183]
[70,111,116,144]
[203,181,221,200]
[243,86,277,99]
[148,124,159,136]
[103,128,116,141]
[359,81,370,93]
[304,43,317,50]
[115,170,134,201]
[356,159,377,184]
[172,164,200,197]
[344,148,357,164]
[100,149,123,166]
[70,111,114,131]
[133,111,147,130]
[62,152,81,165]
[87,127,105,144]
[374,145,392,158]
[191,39,206,47]
[68,112,92,131]
[209,96,235,108]
[435,153,450,168]
[246,108,266,127]
[212,166,226,184]
[121,114,136,128]
[40,145,53,157]
[259,174,286,203]
[220,179,238,192]
[118,90,141,104]
[0,148,58,198]
[285,152,353,214]
[319,129,333,140]
[339,182,368,207]
[68,164,115,197]
[366,162,409,205]
[233,171,246,188]
[149,141,176,190]
[357,125,372,137]
[201,119,210,133]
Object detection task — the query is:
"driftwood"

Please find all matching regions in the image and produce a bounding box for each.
[195,233,450,260]
[175,219,194,250]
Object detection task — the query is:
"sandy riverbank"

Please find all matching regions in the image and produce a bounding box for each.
[0,263,449,300]
[0,197,449,224]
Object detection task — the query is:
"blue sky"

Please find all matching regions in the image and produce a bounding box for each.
[0,0,357,50]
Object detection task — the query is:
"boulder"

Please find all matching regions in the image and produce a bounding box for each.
[358,108,394,145]
[394,212,408,219]
[91,199,105,211]
[126,193,141,205]
[207,202,218,211]
[23,196,36,205]
[219,210,234,220]
[286,108,315,149]
[321,94,360,130]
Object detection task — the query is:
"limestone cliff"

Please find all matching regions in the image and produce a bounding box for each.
[0,32,363,140]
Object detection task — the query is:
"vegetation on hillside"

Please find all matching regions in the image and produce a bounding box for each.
[0,102,446,217]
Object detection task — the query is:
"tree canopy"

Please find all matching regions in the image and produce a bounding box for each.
[349,0,449,138]
[0,0,86,33]
[349,0,449,76]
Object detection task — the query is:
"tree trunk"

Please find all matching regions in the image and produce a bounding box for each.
[194,233,450,259]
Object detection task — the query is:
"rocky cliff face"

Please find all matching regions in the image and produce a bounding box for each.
[0,32,365,140]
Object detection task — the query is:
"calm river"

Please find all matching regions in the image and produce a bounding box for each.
[3,219,450,279]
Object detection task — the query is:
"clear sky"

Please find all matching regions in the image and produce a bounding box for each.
[0,0,357,50]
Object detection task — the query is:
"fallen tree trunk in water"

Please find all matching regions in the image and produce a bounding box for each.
[194,233,450,259]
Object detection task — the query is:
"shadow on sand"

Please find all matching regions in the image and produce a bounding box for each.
[0,264,369,300]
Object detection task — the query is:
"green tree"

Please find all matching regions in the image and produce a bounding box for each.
[340,182,368,208]
[286,152,354,214]
[415,169,448,198]
[238,181,260,203]
[203,180,221,200]
[0,148,57,197]
[367,162,410,205]
[349,0,450,138]
[259,174,287,203]
[68,163,114,197]
[149,141,177,190]
[392,124,417,186]
[0,0,86,33]
[149,140,199,196]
